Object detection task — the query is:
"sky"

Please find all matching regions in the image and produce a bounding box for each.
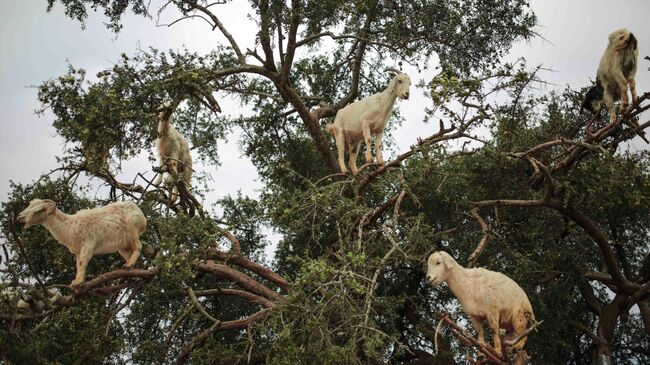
[1,0,650,217]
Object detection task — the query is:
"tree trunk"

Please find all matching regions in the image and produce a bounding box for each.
[591,294,626,365]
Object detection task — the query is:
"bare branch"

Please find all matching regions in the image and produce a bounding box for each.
[180,0,245,64]
[194,288,274,308]
[503,320,544,346]
[175,309,271,365]
[196,261,285,302]
[358,120,459,192]
[436,313,508,365]
[467,207,490,267]
[209,249,290,292]
[188,287,219,323]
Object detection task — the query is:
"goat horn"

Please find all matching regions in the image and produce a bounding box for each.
[384,67,402,75]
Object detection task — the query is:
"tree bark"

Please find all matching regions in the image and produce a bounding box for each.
[591,294,626,365]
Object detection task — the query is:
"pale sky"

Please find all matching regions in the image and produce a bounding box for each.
[1,0,649,210]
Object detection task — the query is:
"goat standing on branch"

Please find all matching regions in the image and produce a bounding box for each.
[426,251,536,358]
[17,199,147,288]
[154,100,193,202]
[326,69,411,174]
[582,29,638,123]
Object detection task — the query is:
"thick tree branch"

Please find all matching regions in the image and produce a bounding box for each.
[274,80,339,174]
[209,249,290,292]
[196,261,284,302]
[577,279,604,315]
[280,0,300,80]
[624,281,650,307]
[257,0,277,71]
[638,300,650,335]
[546,201,635,292]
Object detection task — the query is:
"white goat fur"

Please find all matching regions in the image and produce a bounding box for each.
[17,199,147,287]
[153,101,193,202]
[426,251,535,355]
[326,72,411,174]
[597,28,638,123]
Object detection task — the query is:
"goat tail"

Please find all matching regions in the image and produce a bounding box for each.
[325,123,335,135]
[581,79,604,114]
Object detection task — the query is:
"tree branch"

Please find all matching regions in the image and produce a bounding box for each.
[467,207,490,267]
[257,0,277,71]
[209,249,290,292]
[180,0,245,64]
[577,279,604,315]
[194,287,274,308]
[280,0,300,80]
[174,308,271,365]
[358,120,458,192]
[546,201,635,292]
[196,261,285,302]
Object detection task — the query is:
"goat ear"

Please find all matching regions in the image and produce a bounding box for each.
[43,200,56,215]
[442,255,456,270]
[629,33,637,48]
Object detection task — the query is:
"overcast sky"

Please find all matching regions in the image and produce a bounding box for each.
[1,0,649,209]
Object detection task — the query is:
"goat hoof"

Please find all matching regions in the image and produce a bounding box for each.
[123,264,133,270]
[377,160,385,166]
[365,157,373,163]
[69,283,81,293]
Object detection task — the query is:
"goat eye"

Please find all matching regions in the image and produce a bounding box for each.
[436,261,440,265]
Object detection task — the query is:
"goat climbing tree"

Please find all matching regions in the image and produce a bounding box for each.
[2,1,650,364]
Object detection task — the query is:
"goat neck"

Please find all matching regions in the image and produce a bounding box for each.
[157,111,172,135]
[379,79,399,119]
[442,264,475,308]
[41,209,79,254]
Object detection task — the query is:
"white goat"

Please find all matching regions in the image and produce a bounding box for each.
[17,199,147,287]
[153,101,193,202]
[426,251,535,356]
[16,289,62,311]
[326,70,411,174]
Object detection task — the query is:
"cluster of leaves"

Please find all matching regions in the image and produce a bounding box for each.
[37,49,233,171]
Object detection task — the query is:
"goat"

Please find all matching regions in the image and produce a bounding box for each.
[15,288,62,311]
[17,199,147,287]
[153,101,193,202]
[326,69,411,174]
[582,29,638,122]
[426,251,535,356]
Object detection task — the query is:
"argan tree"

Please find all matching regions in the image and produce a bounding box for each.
[1,1,649,364]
